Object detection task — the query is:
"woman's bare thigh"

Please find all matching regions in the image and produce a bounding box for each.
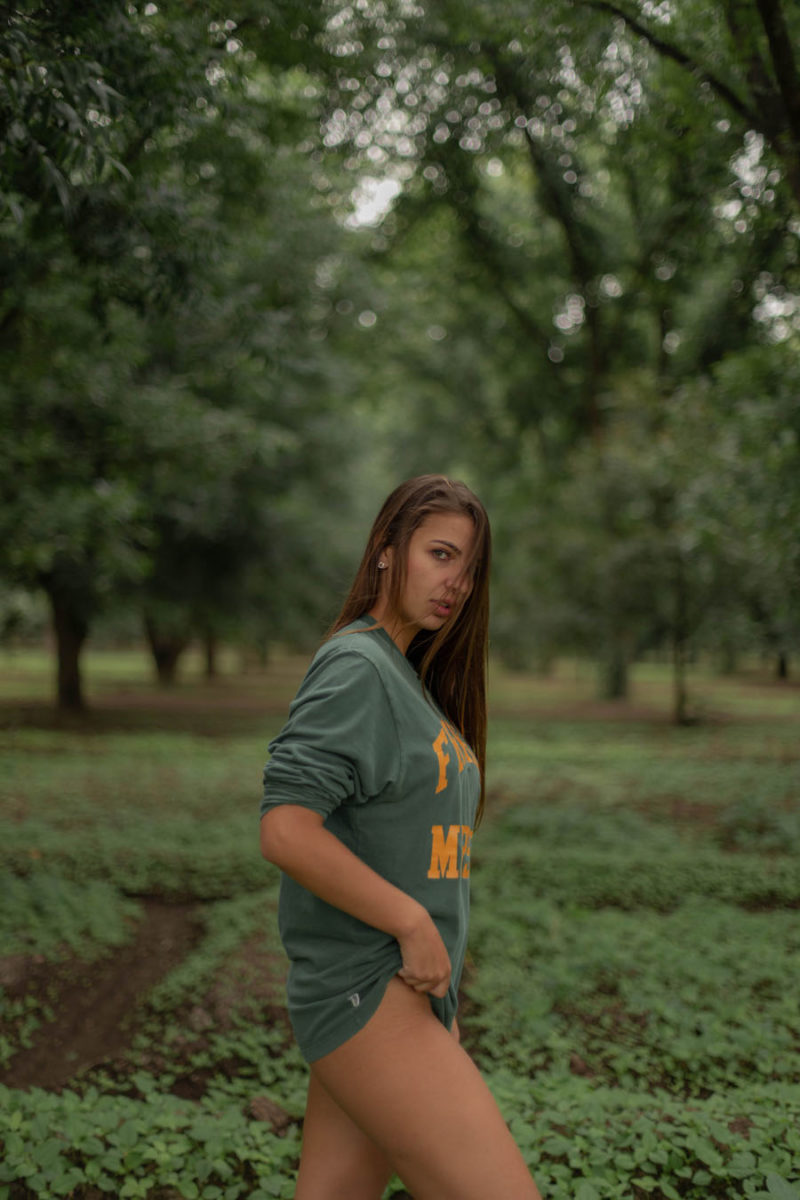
[309,977,541,1200]
[295,1072,393,1200]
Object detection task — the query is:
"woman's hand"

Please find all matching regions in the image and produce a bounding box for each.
[396,908,451,998]
[262,809,452,996]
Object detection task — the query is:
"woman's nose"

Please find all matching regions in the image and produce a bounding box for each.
[449,569,472,596]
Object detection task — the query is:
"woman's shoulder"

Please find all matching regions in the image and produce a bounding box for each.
[311,620,393,676]
[286,623,400,720]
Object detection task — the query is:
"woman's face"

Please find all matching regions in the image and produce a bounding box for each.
[373,511,476,652]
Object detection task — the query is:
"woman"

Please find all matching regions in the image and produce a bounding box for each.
[260,475,541,1200]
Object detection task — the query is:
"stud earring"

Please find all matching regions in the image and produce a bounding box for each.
[378,561,387,570]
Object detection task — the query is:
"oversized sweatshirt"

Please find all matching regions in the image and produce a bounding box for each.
[260,616,480,1062]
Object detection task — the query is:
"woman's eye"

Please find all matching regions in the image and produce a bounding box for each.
[432,549,449,561]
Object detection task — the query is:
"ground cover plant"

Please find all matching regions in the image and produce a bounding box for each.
[1,649,799,1198]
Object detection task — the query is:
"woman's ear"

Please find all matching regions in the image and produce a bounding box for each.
[377,546,394,571]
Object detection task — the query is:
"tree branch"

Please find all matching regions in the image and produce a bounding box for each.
[479,41,606,431]
[581,0,758,127]
[754,0,800,147]
[721,0,774,108]
[451,180,554,352]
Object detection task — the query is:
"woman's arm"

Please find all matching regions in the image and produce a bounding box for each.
[261,805,451,997]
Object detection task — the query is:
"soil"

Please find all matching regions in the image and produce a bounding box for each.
[2,900,201,1091]
[0,669,306,738]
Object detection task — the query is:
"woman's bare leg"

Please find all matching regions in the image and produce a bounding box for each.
[294,1070,394,1200]
[309,977,542,1200]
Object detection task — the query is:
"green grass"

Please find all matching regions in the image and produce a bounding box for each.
[0,648,799,1199]
[0,646,304,703]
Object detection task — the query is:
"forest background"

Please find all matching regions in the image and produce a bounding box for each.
[2,0,799,709]
[2,2,800,1199]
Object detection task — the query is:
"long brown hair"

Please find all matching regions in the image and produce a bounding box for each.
[330,475,491,824]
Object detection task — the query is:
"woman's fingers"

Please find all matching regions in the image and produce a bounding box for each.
[397,912,451,995]
[397,965,449,997]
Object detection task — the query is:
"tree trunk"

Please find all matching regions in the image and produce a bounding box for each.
[204,629,218,680]
[777,651,789,679]
[672,557,691,725]
[48,590,89,711]
[602,641,628,699]
[718,640,739,676]
[531,649,556,677]
[144,615,189,686]
[673,632,689,725]
[754,0,800,210]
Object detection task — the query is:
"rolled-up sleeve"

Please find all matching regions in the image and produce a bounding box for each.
[261,649,402,820]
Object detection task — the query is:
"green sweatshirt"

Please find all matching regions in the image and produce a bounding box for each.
[261,617,480,1063]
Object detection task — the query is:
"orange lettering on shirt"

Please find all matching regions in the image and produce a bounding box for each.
[427,824,460,878]
[428,824,474,879]
[432,727,451,794]
[444,720,477,773]
[459,825,473,878]
[432,721,477,795]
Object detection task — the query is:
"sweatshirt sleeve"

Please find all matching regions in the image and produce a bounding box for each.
[260,648,402,819]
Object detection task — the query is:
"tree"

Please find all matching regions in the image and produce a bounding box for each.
[0,2,235,705]
[0,1,368,705]
[4,0,798,708]
[579,0,800,210]
[0,290,151,708]
[308,0,799,693]
[670,341,800,679]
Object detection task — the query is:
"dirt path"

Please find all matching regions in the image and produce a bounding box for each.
[2,900,200,1091]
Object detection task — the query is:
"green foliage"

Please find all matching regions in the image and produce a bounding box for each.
[718,795,800,853]
[1,658,799,1196]
[487,842,800,909]
[4,0,800,711]
[1,5,130,220]
[307,0,800,696]
[492,1074,800,1199]
[0,872,141,1069]
[0,1082,300,1199]
[0,813,269,901]
[468,896,800,1091]
[487,338,800,696]
[0,993,47,1073]
[0,0,373,707]
[82,891,309,1124]
[0,721,282,897]
[2,1074,798,1199]
[0,873,140,958]
[145,891,281,1013]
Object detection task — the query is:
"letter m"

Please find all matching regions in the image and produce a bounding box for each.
[427,824,460,879]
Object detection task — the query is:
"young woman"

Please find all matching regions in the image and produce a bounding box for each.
[260,475,542,1200]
